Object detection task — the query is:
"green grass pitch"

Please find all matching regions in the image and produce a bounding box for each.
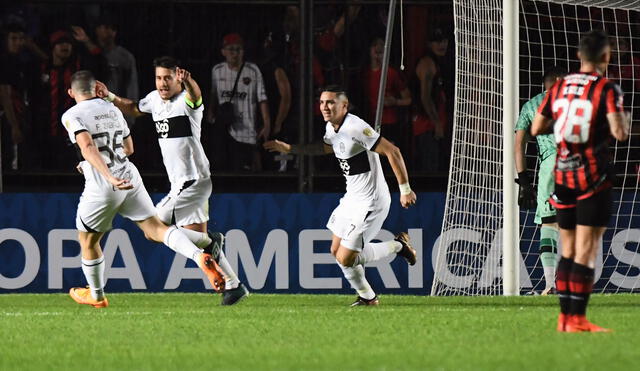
[0,293,638,370]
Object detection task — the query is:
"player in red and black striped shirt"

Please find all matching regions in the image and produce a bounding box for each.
[532,30,629,333]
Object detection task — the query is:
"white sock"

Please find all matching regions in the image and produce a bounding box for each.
[338,262,375,300]
[81,256,105,300]
[163,226,202,262]
[354,240,402,266]
[543,266,556,289]
[178,227,212,249]
[217,250,240,290]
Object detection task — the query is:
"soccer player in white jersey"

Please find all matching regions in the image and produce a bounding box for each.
[96,56,248,305]
[63,71,224,308]
[264,86,418,306]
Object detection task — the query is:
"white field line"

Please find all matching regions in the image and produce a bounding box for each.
[0,310,213,317]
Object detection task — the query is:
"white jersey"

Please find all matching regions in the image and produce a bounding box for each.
[211,62,267,144]
[62,98,132,185]
[138,90,210,184]
[323,113,389,208]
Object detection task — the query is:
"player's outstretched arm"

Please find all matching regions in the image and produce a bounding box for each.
[76,131,133,190]
[607,111,630,142]
[95,80,144,118]
[373,137,416,208]
[263,140,333,155]
[530,113,552,136]
[176,67,202,106]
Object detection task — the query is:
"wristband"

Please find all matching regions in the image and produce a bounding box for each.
[399,183,412,196]
[104,92,116,102]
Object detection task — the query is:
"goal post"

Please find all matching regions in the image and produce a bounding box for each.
[432,0,640,296]
[503,0,520,296]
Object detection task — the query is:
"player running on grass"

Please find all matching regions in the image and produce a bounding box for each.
[97,56,247,305]
[264,86,417,306]
[532,29,630,332]
[515,66,566,296]
[63,71,224,308]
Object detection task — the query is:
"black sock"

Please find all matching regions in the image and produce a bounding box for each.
[556,257,573,315]
[569,262,594,316]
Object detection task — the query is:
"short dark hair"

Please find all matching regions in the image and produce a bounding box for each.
[370,36,384,48]
[543,66,567,84]
[153,56,179,70]
[4,23,26,34]
[321,85,349,100]
[70,70,96,95]
[579,30,610,63]
[96,16,118,31]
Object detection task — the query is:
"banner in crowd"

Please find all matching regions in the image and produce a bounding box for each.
[0,192,638,294]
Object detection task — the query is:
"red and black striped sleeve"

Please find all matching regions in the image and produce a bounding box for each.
[604,82,625,114]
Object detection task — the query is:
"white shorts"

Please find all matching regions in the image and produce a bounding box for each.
[156,177,211,226]
[326,195,391,252]
[76,164,156,233]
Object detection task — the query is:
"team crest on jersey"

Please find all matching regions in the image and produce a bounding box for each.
[338,158,351,175]
[243,77,252,85]
[155,118,170,138]
[363,128,374,137]
[339,142,345,153]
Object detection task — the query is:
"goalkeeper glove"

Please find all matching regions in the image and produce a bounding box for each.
[515,171,537,209]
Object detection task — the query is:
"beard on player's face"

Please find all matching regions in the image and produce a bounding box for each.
[155,69,181,99]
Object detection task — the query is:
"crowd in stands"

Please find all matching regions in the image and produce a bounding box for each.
[0,3,457,176]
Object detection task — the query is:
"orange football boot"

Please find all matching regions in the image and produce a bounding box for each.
[69,287,109,308]
[557,312,567,332]
[565,315,612,333]
[198,253,226,292]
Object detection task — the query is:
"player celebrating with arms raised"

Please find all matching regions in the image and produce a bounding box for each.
[63,71,224,307]
[515,66,566,295]
[532,30,630,332]
[97,56,247,305]
[264,86,417,306]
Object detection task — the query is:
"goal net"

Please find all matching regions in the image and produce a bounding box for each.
[431,0,640,295]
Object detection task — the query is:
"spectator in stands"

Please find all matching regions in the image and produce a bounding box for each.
[282,5,330,170]
[313,4,363,85]
[93,17,138,102]
[362,37,411,157]
[0,23,42,171]
[283,5,326,104]
[411,27,449,172]
[35,27,106,170]
[259,31,292,171]
[207,33,270,172]
[311,4,394,107]
[609,37,640,107]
